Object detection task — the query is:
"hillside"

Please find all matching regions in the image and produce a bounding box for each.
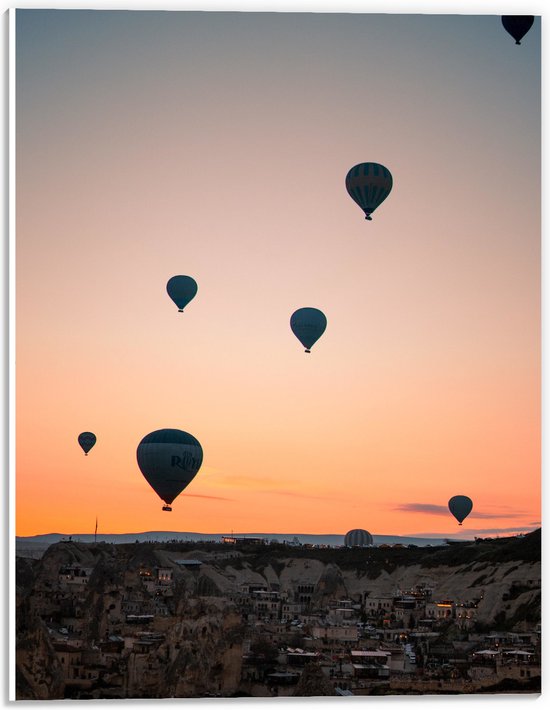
[15,530,541,699]
[15,530,458,560]
[18,529,540,627]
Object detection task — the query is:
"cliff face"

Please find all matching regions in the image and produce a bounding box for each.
[16,603,65,700]
[341,559,540,627]
[15,532,541,699]
[161,600,244,698]
[202,553,539,629]
[16,542,246,700]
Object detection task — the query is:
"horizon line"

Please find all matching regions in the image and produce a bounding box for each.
[16,527,538,540]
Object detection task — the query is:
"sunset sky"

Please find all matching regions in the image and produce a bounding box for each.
[15,9,540,539]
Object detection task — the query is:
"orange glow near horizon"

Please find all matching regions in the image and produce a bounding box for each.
[15,12,540,539]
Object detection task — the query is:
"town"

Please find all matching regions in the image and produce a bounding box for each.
[16,529,541,699]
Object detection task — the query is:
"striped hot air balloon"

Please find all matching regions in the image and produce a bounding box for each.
[345,162,393,220]
[344,529,374,547]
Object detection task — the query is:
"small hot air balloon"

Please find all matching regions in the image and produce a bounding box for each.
[501,16,534,45]
[136,428,203,511]
[448,495,473,526]
[290,307,327,353]
[345,162,393,220]
[166,275,198,312]
[344,529,373,547]
[78,432,96,456]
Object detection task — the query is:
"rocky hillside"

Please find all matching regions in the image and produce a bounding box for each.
[191,532,541,628]
[15,530,540,698]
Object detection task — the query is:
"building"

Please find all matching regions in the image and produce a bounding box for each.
[350,651,391,679]
[311,625,358,644]
[221,537,266,545]
[364,596,393,615]
[425,600,455,620]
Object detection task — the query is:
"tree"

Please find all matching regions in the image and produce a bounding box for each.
[250,638,278,665]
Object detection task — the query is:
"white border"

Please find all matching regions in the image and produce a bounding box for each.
[6,6,16,704]
[2,2,549,13]
[3,2,546,708]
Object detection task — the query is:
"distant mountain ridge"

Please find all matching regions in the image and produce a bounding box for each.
[16,530,459,548]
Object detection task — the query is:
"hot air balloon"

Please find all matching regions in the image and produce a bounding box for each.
[501,16,534,45]
[136,428,203,511]
[448,495,473,526]
[345,162,393,220]
[166,275,198,312]
[78,432,96,456]
[290,307,327,353]
[344,529,373,547]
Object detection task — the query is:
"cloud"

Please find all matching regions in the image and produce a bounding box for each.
[395,503,526,520]
[467,512,525,520]
[413,526,539,537]
[456,526,540,535]
[184,493,234,502]
[396,503,448,515]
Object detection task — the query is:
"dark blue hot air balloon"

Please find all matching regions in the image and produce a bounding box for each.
[78,432,96,456]
[345,162,393,220]
[166,275,198,312]
[501,16,534,45]
[136,429,203,511]
[290,307,327,353]
[448,495,473,526]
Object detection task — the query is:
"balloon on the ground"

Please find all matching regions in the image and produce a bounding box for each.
[166,275,198,312]
[136,429,203,511]
[78,432,96,456]
[345,162,393,220]
[290,307,327,353]
[448,495,473,525]
[501,16,534,45]
[344,529,373,547]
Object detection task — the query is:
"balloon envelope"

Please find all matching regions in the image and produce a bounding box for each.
[501,16,534,44]
[448,495,473,525]
[78,432,96,455]
[166,275,198,312]
[290,307,327,352]
[136,429,203,506]
[345,162,393,220]
[344,529,373,547]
